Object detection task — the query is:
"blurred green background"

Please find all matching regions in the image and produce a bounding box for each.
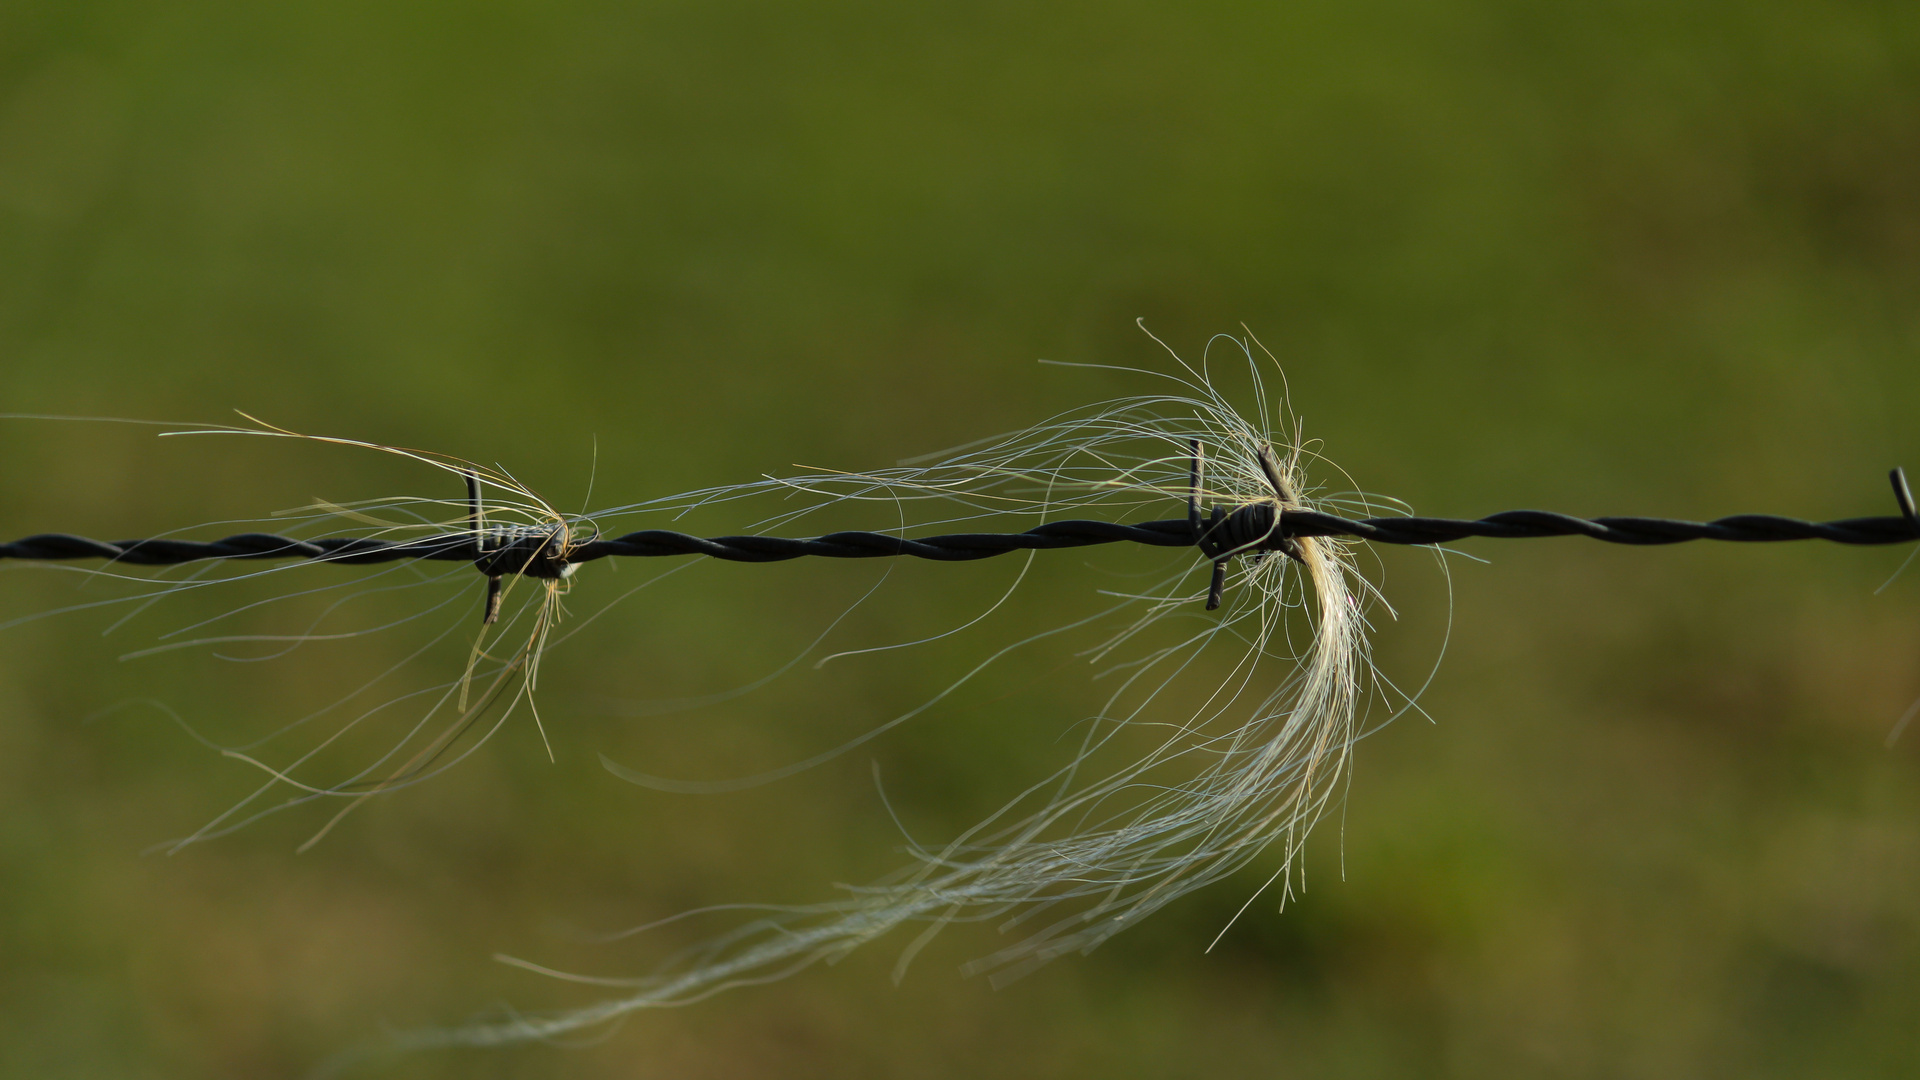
[3,2,1920,1077]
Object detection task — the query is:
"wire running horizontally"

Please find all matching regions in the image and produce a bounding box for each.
[5,464,1918,570]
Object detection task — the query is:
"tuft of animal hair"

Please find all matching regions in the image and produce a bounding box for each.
[2,413,591,852]
[9,333,1411,1064]
[363,329,1397,1055]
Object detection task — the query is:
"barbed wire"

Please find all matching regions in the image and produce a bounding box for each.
[8,468,1915,571]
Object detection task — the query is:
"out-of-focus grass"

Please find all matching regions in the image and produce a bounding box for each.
[2,2,1917,1077]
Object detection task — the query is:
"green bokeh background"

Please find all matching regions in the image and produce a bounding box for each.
[4,3,1919,1077]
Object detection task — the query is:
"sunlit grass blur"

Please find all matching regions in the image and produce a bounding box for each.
[3,3,1918,1077]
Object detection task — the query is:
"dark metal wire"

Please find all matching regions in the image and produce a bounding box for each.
[6,462,1916,612]
[7,471,1916,559]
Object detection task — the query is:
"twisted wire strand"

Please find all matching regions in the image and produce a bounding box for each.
[5,506,1917,572]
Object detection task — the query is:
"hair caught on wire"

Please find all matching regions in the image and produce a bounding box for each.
[34,323,1915,1065]
[314,327,1418,1056]
[2,330,1417,1062]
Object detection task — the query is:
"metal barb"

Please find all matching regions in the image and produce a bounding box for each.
[1191,440,1311,610]
[1254,445,1307,566]
[1206,561,1229,611]
[1187,439,1204,535]
[465,470,504,626]
[1189,440,1239,610]
[1205,505,1229,610]
[1894,468,1919,531]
